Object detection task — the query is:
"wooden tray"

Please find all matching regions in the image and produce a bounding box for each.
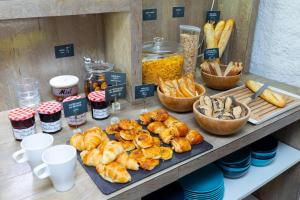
[212,85,300,125]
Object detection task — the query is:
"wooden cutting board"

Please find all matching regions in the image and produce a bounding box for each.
[212,85,300,125]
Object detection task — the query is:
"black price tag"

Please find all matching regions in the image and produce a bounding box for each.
[143,9,157,21]
[62,98,88,118]
[172,7,185,18]
[206,11,220,23]
[204,48,219,60]
[105,84,126,102]
[54,44,74,58]
[135,84,155,99]
[105,72,126,85]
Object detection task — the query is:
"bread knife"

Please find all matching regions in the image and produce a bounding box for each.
[242,82,270,105]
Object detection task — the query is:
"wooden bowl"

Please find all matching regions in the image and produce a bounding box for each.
[193,99,250,135]
[157,83,206,113]
[201,70,241,90]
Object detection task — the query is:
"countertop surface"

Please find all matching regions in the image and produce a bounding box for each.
[1,73,300,200]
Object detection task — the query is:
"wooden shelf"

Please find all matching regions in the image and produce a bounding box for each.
[0,0,132,20]
[223,142,300,200]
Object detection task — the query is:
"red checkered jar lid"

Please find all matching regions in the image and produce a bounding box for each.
[88,91,105,102]
[8,107,35,121]
[63,95,82,102]
[37,101,62,115]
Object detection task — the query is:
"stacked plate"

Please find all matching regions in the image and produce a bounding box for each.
[251,136,278,167]
[217,147,251,179]
[178,164,224,200]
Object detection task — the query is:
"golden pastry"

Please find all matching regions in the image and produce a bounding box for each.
[185,130,204,145]
[172,122,189,137]
[139,112,153,125]
[142,146,161,159]
[120,129,137,141]
[147,121,166,134]
[105,123,120,135]
[116,152,139,171]
[84,127,109,150]
[119,139,136,152]
[163,116,179,128]
[134,133,153,149]
[152,137,161,147]
[102,141,124,164]
[160,147,173,160]
[70,133,85,151]
[130,149,160,171]
[159,127,176,144]
[80,149,103,166]
[96,161,131,183]
[171,137,192,153]
[119,119,141,130]
[150,109,169,122]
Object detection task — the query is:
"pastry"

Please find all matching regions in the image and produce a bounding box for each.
[134,133,153,149]
[119,119,141,130]
[147,122,166,134]
[150,109,169,122]
[142,146,161,159]
[96,161,131,183]
[139,112,153,125]
[171,137,192,153]
[218,19,234,57]
[172,122,189,137]
[163,116,179,128]
[116,152,139,171]
[246,80,287,108]
[160,147,173,160]
[158,77,173,97]
[120,129,137,141]
[70,133,85,151]
[152,137,161,147]
[159,127,177,144]
[102,141,124,164]
[186,130,204,145]
[119,139,136,151]
[129,149,159,171]
[84,127,109,150]
[105,123,120,135]
[80,149,103,167]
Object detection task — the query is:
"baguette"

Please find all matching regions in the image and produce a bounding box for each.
[246,80,287,108]
[204,23,217,49]
[178,78,194,97]
[200,61,212,74]
[214,20,225,44]
[210,61,222,76]
[223,61,235,77]
[218,19,234,58]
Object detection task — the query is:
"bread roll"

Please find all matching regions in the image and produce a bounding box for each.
[246,80,287,108]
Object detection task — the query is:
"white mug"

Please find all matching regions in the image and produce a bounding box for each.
[12,133,54,169]
[33,145,77,192]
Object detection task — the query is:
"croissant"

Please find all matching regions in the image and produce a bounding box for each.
[116,152,139,170]
[159,127,177,144]
[171,137,192,153]
[134,133,153,149]
[160,147,173,160]
[172,122,189,137]
[102,141,124,164]
[105,123,120,135]
[142,146,161,159]
[84,127,109,150]
[80,149,103,166]
[186,130,204,145]
[70,133,85,151]
[96,161,131,183]
[130,150,159,171]
[147,122,166,134]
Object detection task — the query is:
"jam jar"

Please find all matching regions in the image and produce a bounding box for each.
[63,95,87,127]
[37,101,63,134]
[8,107,36,141]
[83,57,114,97]
[88,91,109,120]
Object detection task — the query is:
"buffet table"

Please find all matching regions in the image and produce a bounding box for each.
[1,73,300,200]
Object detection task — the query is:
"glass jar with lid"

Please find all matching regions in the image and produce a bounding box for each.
[142,37,184,84]
[83,57,114,97]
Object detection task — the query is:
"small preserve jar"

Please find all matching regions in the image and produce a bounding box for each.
[8,107,36,141]
[142,37,184,84]
[83,57,114,97]
[49,75,79,102]
[63,96,87,127]
[37,101,63,134]
[88,91,109,120]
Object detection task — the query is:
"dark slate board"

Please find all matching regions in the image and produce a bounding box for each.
[74,137,213,195]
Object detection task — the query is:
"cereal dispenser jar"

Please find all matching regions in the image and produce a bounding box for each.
[83,57,114,97]
[142,37,184,84]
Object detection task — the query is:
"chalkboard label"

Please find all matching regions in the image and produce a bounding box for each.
[206,11,220,23]
[204,48,219,60]
[62,98,88,118]
[105,84,126,102]
[173,7,185,18]
[143,9,157,21]
[105,72,126,85]
[55,44,74,58]
[135,84,155,99]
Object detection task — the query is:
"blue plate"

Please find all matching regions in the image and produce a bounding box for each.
[179,164,224,193]
[222,166,250,179]
[252,151,276,157]
[184,185,224,198]
[219,163,250,172]
[251,157,275,167]
[220,147,251,165]
[251,136,278,153]
[252,152,276,160]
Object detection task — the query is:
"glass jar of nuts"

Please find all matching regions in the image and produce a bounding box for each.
[83,57,114,98]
